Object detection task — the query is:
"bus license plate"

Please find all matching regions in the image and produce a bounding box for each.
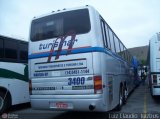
[50,102,73,109]
[56,102,68,109]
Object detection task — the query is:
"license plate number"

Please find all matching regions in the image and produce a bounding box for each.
[55,102,68,109]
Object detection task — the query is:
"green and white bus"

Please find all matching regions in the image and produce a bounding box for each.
[0,35,29,114]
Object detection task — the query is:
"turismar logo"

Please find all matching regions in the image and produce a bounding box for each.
[47,30,77,62]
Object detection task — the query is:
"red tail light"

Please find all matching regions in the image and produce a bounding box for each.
[29,80,32,95]
[94,76,102,94]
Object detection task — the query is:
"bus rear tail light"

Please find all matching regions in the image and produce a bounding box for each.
[29,80,32,95]
[152,75,157,84]
[94,76,102,94]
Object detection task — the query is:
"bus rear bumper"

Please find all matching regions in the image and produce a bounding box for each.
[30,95,106,112]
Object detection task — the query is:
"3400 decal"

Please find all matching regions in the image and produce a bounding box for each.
[68,77,85,85]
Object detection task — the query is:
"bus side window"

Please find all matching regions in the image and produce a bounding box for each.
[4,39,18,60]
[123,47,128,61]
[0,38,4,58]
[105,24,111,50]
[19,42,28,62]
[114,35,120,54]
[119,42,125,59]
[123,47,126,60]
[108,28,116,53]
[100,20,108,48]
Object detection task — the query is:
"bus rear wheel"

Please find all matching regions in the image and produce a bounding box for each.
[0,92,8,114]
[123,85,128,104]
[116,85,123,111]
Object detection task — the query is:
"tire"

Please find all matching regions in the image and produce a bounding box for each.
[116,86,123,111]
[0,92,8,114]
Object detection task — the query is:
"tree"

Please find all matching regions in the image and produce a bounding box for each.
[141,59,146,65]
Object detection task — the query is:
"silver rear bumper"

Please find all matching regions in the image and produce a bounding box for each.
[30,94,106,112]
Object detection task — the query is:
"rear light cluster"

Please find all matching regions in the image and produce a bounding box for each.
[94,76,102,94]
[29,79,32,95]
[152,75,157,84]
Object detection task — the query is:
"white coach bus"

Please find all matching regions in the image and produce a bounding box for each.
[0,35,29,114]
[148,33,160,97]
[29,6,135,111]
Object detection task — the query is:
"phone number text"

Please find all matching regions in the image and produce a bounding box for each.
[65,69,90,75]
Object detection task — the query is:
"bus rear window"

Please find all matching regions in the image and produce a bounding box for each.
[30,9,91,41]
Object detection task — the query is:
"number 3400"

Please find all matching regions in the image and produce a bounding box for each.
[68,77,85,85]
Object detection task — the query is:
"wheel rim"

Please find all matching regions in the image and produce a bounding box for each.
[124,88,128,100]
[119,90,123,106]
[0,96,4,110]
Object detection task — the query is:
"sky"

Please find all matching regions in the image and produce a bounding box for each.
[0,0,160,48]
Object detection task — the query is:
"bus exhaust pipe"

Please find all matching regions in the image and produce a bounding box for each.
[89,105,95,111]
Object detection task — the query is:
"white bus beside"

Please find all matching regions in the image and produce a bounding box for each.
[29,6,135,112]
[0,35,30,114]
[148,33,160,97]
